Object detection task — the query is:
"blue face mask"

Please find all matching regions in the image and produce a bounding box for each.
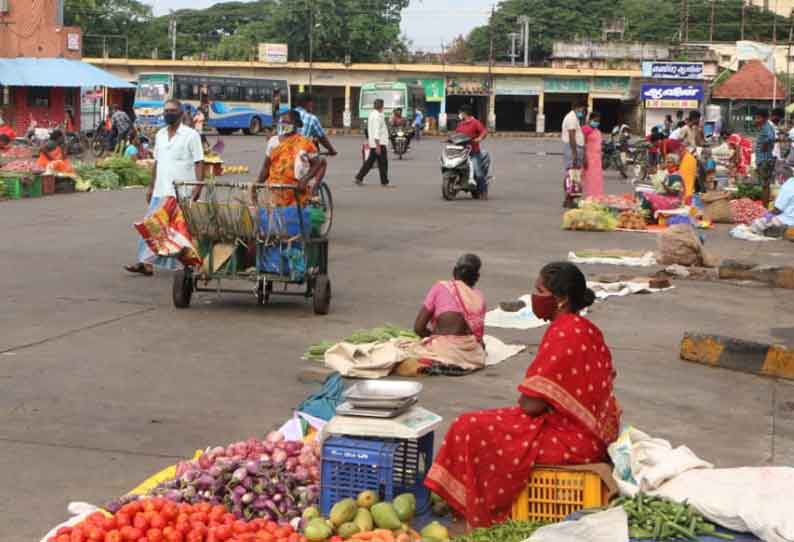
[590,121,600,128]
[576,111,584,120]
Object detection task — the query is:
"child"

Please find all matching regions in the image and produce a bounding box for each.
[702,148,717,191]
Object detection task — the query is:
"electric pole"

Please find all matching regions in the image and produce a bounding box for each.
[741,0,746,41]
[169,12,177,60]
[773,0,778,44]
[787,7,793,122]
[518,15,530,67]
[508,32,519,65]
[309,3,314,93]
[680,0,689,43]
[709,0,715,42]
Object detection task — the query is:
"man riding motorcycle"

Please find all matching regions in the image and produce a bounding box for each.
[455,105,489,199]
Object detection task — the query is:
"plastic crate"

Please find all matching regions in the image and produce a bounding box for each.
[1,177,22,199]
[511,467,608,522]
[41,174,56,195]
[320,433,434,517]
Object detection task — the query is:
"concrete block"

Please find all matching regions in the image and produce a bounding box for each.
[681,332,794,380]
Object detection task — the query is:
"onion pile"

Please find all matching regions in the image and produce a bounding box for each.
[150,432,321,522]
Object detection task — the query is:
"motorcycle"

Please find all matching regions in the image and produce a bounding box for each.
[601,139,627,179]
[390,126,412,159]
[440,132,491,200]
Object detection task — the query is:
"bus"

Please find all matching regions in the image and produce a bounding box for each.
[358,81,425,122]
[134,73,290,135]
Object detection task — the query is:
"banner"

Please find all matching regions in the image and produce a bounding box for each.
[258,43,288,63]
[421,79,445,102]
[641,61,704,80]
[494,76,542,96]
[640,84,703,102]
[544,78,589,93]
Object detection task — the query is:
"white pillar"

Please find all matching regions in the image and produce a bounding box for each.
[487,93,496,130]
[537,91,545,133]
[343,85,351,129]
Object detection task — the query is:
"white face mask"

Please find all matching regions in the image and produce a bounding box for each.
[279,123,295,134]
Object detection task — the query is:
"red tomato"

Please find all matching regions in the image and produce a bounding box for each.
[175,522,191,536]
[196,503,211,514]
[162,503,179,521]
[264,523,278,535]
[133,514,149,531]
[104,530,122,542]
[149,514,167,530]
[287,534,299,542]
[223,515,236,526]
[139,539,151,542]
[57,527,74,536]
[255,531,273,542]
[209,506,226,521]
[186,531,203,542]
[118,527,134,541]
[57,536,71,542]
[102,518,118,532]
[146,529,164,542]
[87,527,105,542]
[128,527,144,541]
[231,522,250,535]
[121,502,142,517]
[69,528,86,542]
[87,513,106,526]
[165,530,184,542]
[190,512,208,525]
[272,528,290,540]
[214,525,232,542]
[178,503,193,515]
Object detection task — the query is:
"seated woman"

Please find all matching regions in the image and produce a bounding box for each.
[409,254,487,373]
[36,130,73,173]
[425,262,620,527]
[255,109,324,207]
[641,154,684,215]
[726,133,751,184]
[124,135,141,161]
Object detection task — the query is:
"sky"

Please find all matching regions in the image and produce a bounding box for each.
[147,0,492,52]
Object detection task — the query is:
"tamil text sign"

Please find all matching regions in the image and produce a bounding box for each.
[258,43,288,63]
[544,78,589,93]
[642,61,704,80]
[494,76,542,96]
[640,84,703,102]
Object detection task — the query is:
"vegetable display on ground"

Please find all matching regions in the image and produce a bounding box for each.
[452,519,545,542]
[305,325,419,361]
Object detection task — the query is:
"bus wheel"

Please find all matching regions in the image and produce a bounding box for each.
[247,117,261,135]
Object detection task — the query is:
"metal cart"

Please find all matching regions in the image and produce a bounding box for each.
[172,181,331,314]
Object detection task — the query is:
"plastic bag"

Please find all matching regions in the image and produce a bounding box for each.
[134,197,202,266]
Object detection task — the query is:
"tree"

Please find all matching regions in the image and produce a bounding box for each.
[444,35,472,64]
[65,0,152,57]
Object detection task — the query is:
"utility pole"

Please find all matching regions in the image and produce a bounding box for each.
[508,32,519,65]
[309,3,314,93]
[488,4,494,84]
[709,0,715,42]
[680,0,689,43]
[773,0,778,43]
[741,0,746,41]
[169,12,177,61]
[518,15,530,66]
[787,7,793,123]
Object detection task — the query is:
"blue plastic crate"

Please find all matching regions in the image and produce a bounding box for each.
[320,433,434,517]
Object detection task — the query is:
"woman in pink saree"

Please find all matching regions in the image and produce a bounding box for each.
[411,254,487,372]
[581,112,604,198]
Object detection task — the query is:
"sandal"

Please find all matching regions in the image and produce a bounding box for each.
[124,263,153,276]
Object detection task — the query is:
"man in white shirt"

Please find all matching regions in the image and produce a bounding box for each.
[125,99,204,275]
[355,98,391,186]
[561,102,586,172]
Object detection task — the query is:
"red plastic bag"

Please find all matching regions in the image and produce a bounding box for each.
[134,196,202,266]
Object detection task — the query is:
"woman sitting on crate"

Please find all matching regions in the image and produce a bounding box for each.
[424,262,620,528]
[640,154,685,217]
[36,129,73,173]
[253,109,324,208]
[404,254,487,375]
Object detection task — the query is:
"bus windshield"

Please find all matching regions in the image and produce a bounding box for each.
[361,89,405,109]
[135,75,171,103]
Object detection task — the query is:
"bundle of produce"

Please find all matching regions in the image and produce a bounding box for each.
[302,492,438,542]
[74,162,121,190]
[0,158,39,172]
[205,152,223,164]
[730,198,767,225]
[96,155,151,186]
[0,146,33,159]
[610,493,734,540]
[47,498,306,542]
[123,432,322,522]
[562,202,619,232]
[734,183,762,201]
[304,325,419,361]
[581,194,636,212]
[453,520,544,542]
[617,210,648,230]
[223,165,250,175]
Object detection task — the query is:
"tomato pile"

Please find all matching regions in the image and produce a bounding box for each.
[49,499,306,542]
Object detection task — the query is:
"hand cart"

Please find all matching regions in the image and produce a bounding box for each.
[172,181,331,314]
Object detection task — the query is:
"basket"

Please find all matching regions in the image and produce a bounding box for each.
[511,467,609,522]
[320,433,434,517]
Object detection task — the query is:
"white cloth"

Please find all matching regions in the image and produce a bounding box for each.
[367,109,389,148]
[730,224,776,241]
[265,135,317,181]
[568,251,657,267]
[669,127,684,141]
[609,427,794,542]
[485,295,548,330]
[588,280,673,299]
[527,507,629,542]
[41,503,103,542]
[325,340,408,379]
[561,110,585,146]
[152,124,204,198]
[483,335,526,366]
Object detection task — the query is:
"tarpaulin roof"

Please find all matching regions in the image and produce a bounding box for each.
[0,58,135,88]
[712,59,786,101]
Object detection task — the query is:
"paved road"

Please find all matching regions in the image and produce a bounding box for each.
[2,135,793,540]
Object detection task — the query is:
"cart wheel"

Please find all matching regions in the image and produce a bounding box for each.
[173,268,193,308]
[312,274,331,315]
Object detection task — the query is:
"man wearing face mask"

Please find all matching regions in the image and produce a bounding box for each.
[561,102,587,207]
[755,109,777,206]
[125,99,204,276]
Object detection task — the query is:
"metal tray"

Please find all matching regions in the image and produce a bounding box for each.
[335,398,417,419]
[344,380,423,407]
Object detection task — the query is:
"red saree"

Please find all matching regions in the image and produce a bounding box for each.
[424,314,620,527]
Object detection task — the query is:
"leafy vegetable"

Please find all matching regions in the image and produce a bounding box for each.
[453,519,546,542]
[734,183,763,201]
[74,162,121,190]
[304,324,419,361]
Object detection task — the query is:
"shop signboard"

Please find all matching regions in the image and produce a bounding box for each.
[591,77,630,93]
[67,32,81,51]
[446,78,491,96]
[421,79,445,102]
[544,78,589,93]
[640,84,703,107]
[258,43,288,63]
[494,76,542,96]
[641,61,704,80]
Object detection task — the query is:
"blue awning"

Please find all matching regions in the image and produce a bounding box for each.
[0,58,135,88]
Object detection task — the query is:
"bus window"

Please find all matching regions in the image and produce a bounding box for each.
[210,85,224,100]
[361,90,405,110]
[260,85,272,103]
[177,83,193,100]
[245,86,258,102]
[225,86,240,101]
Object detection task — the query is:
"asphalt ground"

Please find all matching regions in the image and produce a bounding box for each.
[2,134,793,540]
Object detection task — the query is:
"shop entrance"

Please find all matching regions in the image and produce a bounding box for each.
[495,95,538,131]
[543,93,587,132]
[591,99,622,133]
[445,95,489,131]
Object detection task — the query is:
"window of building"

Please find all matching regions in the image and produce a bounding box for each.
[27,87,50,107]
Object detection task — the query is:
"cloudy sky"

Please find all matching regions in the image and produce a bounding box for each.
[148,0,492,52]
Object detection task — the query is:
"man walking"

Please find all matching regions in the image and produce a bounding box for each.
[110,104,132,147]
[755,109,777,206]
[414,108,424,141]
[355,98,390,186]
[124,99,204,276]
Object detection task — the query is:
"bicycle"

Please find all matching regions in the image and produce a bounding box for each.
[310,151,335,237]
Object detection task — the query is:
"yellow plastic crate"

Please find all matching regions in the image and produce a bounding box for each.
[511,467,608,522]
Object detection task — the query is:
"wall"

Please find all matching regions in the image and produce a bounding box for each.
[552,41,671,61]
[0,0,82,58]
[7,87,81,133]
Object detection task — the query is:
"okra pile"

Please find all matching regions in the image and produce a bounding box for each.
[611,493,734,541]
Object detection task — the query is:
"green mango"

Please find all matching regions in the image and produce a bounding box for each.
[304,518,333,542]
[302,506,321,521]
[370,502,402,530]
[337,522,360,539]
[356,490,379,509]
[420,521,449,541]
[392,493,417,522]
[354,508,374,533]
[330,497,358,527]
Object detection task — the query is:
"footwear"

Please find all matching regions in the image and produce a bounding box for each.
[353,177,363,185]
[124,263,153,276]
[382,183,396,188]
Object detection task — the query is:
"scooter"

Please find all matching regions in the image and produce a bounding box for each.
[390,126,412,159]
[440,132,491,200]
[601,139,627,179]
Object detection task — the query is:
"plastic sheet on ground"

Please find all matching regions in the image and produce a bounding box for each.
[730,224,777,242]
[483,335,526,366]
[589,280,674,299]
[568,251,657,267]
[609,427,794,542]
[526,506,628,542]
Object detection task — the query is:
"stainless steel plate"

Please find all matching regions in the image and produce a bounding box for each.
[335,398,417,419]
[344,380,423,402]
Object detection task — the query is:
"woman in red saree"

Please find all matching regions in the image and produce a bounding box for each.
[425,262,620,527]
[410,254,486,372]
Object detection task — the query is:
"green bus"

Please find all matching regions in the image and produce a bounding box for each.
[358,81,425,121]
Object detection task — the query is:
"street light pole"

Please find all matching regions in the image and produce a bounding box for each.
[309,5,313,93]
